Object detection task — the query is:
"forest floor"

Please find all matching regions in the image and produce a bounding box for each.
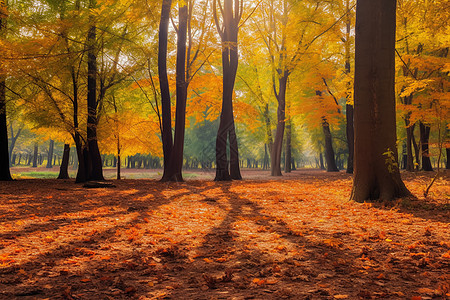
[0,169,449,299]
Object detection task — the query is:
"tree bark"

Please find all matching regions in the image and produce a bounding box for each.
[0,0,12,181]
[420,122,433,171]
[86,0,104,181]
[271,75,287,176]
[162,2,188,182]
[213,0,242,181]
[57,144,70,179]
[46,140,54,168]
[351,0,410,202]
[285,119,291,173]
[344,0,354,174]
[405,121,415,171]
[159,0,173,180]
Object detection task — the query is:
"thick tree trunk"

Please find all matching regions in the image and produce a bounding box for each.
[0,1,12,181]
[57,144,70,179]
[420,122,433,171]
[74,133,88,183]
[86,6,104,181]
[46,140,54,168]
[159,0,173,180]
[351,0,410,202]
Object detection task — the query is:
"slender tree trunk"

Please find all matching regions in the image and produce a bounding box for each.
[32,144,38,167]
[344,0,354,174]
[319,152,325,170]
[446,147,450,169]
[322,119,339,172]
[420,122,433,171]
[285,119,291,173]
[46,140,54,168]
[86,0,104,181]
[162,2,188,182]
[0,0,12,181]
[57,144,70,179]
[351,0,410,201]
[405,121,415,171]
[271,75,288,176]
[213,0,242,181]
[159,0,173,180]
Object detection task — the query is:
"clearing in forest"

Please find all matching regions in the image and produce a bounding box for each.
[0,170,449,299]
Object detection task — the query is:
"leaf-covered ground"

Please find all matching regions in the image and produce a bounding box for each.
[0,170,449,299]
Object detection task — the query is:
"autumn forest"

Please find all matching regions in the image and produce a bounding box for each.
[0,0,449,299]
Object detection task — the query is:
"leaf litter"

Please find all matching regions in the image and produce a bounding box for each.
[0,170,448,299]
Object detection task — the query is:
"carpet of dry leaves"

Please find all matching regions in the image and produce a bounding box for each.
[0,169,449,300]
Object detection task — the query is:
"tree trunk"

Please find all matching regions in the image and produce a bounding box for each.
[405,122,415,171]
[351,0,410,202]
[446,147,450,169]
[46,140,54,168]
[0,0,12,181]
[285,119,291,173]
[162,2,188,182]
[86,1,104,181]
[420,122,433,171]
[319,152,325,170]
[57,144,70,179]
[159,0,173,180]
[344,0,354,174]
[271,75,288,176]
[213,0,242,181]
[32,144,38,168]
[322,120,339,172]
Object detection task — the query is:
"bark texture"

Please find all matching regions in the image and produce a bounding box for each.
[85,3,104,181]
[0,0,12,181]
[351,0,410,202]
[57,144,70,179]
[162,3,188,182]
[213,0,242,181]
[158,0,173,181]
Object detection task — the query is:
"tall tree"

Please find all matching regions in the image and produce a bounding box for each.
[343,0,354,174]
[161,1,188,182]
[85,0,104,181]
[351,0,410,201]
[158,0,173,180]
[213,0,243,180]
[0,0,12,181]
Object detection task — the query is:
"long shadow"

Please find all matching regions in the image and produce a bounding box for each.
[162,181,420,299]
[0,178,448,299]
[0,179,198,299]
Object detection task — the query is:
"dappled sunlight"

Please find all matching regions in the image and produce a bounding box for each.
[0,174,449,298]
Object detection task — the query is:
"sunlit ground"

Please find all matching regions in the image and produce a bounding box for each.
[0,170,449,299]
